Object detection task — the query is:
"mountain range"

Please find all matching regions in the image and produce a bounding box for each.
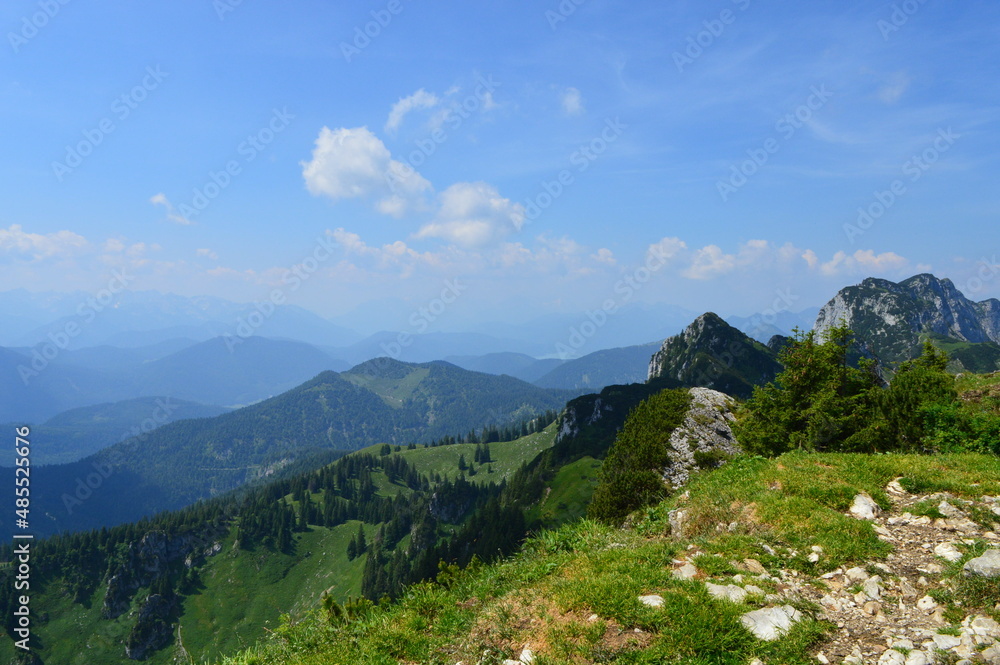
[1,358,574,536]
[3,272,1000,663]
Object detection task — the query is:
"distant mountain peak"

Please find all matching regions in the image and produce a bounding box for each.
[813,273,1000,369]
[647,312,781,398]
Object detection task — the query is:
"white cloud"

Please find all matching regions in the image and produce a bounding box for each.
[301,126,431,217]
[819,249,910,276]
[592,248,616,265]
[0,224,88,260]
[684,244,736,279]
[416,182,526,248]
[647,237,688,265]
[104,238,126,253]
[561,87,584,116]
[196,248,219,260]
[150,193,194,226]
[385,89,440,134]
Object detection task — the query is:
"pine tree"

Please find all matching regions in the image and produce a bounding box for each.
[355,522,367,556]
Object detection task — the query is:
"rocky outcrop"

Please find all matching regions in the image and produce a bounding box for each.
[648,313,781,399]
[814,274,1000,368]
[660,387,741,488]
[102,528,224,619]
[125,593,177,660]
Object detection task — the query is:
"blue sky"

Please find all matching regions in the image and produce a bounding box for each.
[2,0,999,331]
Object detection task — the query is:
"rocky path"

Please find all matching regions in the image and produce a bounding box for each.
[671,481,1000,664]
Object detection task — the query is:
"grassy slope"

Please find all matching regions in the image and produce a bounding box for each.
[213,451,1000,665]
[0,428,558,665]
[360,422,558,485]
[529,456,602,529]
[0,521,371,665]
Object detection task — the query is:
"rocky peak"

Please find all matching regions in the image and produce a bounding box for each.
[814,273,1000,368]
[648,313,781,398]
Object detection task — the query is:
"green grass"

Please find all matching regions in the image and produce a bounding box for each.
[385,423,558,484]
[214,519,830,665]
[341,367,431,408]
[209,450,1000,664]
[529,455,602,528]
[634,452,1000,572]
[0,521,371,665]
[4,427,561,665]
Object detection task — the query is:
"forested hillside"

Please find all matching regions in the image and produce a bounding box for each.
[0,361,573,537]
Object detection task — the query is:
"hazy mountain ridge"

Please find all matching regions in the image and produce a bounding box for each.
[0,336,347,422]
[1,359,572,537]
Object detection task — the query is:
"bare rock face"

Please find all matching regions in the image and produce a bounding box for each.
[660,387,742,488]
[125,593,177,660]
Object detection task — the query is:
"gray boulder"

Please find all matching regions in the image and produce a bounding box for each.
[963,549,1000,578]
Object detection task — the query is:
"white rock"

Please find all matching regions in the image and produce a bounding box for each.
[903,651,928,665]
[808,552,821,563]
[740,605,803,641]
[891,639,915,650]
[638,594,664,608]
[744,585,765,595]
[706,582,748,603]
[968,615,1000,638]
[673,562,698,580]
[932,634,962,650]
[982,645,1000,665]
[817,652,830,664]
[963,549,1000,578]
[917,596,938,611]
[878,650,906,665]
[519,648,534,664]
[864,577,883,600]
[820,594,842,612]
[887,479,907,494]
[850,493,882,520]
[875,525,896,542]
[934,542,964,563]
[845,566,870,582]
[939,501,963,518]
